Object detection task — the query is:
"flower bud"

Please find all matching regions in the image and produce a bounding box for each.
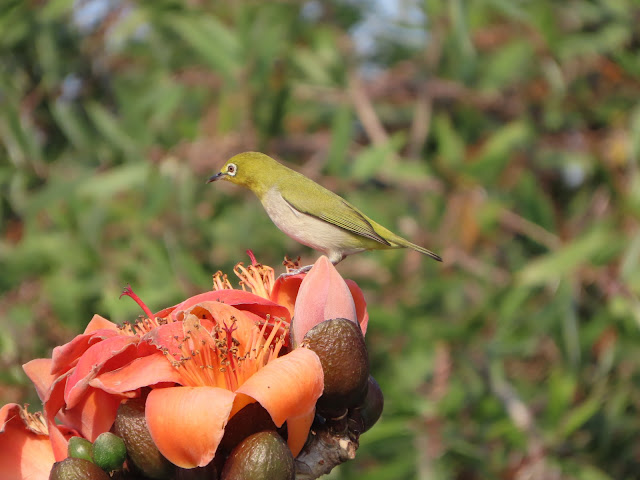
[302,318,369,417]
[221,431,294,480]
[353,375,384,432]
[49,458,109,480]
[92,432,126,473]
[113,397,173,479]
[67,436,93,463]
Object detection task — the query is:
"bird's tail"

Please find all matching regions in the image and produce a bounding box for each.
[390,236,442,262]
[405,241,442,262]
[370,221,443,262]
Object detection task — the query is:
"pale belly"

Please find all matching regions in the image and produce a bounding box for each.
[261,189,368,263]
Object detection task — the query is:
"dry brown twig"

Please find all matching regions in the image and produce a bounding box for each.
[294,413,363,479]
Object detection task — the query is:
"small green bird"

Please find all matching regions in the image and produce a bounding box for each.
[208,152,441,272]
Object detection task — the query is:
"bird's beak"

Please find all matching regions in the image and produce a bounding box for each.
[206,172,226,184]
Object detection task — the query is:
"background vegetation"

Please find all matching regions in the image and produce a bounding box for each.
[2,1,640,478]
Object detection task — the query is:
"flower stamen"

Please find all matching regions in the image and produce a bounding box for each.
[118,285,173,335]
[213,271,233,291]
[169,313,288,393]
[18,405,49,436]
[233,262,275,299]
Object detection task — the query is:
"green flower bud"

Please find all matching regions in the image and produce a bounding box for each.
[92,432,126,473]
[67,436,93,463]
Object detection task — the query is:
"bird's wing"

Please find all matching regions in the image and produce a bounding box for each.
[281,185,391,246]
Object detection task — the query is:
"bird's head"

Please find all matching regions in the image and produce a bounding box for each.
[207,152,277,194]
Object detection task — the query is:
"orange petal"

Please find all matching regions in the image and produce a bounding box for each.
[37,371,82,461]
[84,314,120,334]
[23,358,55,403]
[286,409,316,457]
[229,392,257,419]
[270,274,305,317]
[48,422,74,461]
[162,291,291,323]
[236,348,323,427]
[292,256,357,346]
[91,353,183,393]
[212,290,292,323]
[62,387,122,441]
[50,328,121,376]
[64,335,139,408]
[0,403,55,479]
[146,386,235,468]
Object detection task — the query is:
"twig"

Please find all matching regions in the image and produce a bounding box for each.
[407,85,433,159]
[499,208,561,250]
[295,414,361,479]
[444,246,511,286]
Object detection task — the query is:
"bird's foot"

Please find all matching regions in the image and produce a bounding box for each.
[278,264,313,279]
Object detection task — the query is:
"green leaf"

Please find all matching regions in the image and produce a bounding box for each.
[559,395,602,438]
[50,101,93,151]
[466,121,532,182]
[351,133,405,180]
[76,163,150,199]
[39,0,74,22]
[167,15,240,77]
[85,102,139,156]
[326,105,353,175]
[518,229,621,286]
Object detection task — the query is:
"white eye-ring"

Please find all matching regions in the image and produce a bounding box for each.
[226,163,237,176]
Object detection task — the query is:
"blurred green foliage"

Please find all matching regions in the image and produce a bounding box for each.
[2,0,640,478]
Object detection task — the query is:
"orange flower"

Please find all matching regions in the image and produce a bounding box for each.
[16,254,368,474]
[0,404,56,480]
[21,271,294,455]
[92,300,323,468]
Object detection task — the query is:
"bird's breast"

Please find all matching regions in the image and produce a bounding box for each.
[260,188,366,256]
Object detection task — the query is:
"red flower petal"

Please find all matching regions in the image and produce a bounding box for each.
[61,388,122,442]
[345,279,369,334]
[64,335,139,408]
[22,358,55,403]
[145,386,235,468]
[158,290,291,323]
[212,290,292,323]
[270,274,305,317]
[91,353,184,394]
[38,370,82,459]
[50,328,121,376]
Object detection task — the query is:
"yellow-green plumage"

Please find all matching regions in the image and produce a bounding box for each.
[208,152,441,268]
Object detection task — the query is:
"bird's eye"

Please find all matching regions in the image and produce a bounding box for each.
[226,163,237,176]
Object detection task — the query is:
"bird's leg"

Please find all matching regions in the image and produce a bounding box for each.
[328,252,345,266]
[278,264,314,278]
[278,253,345,279]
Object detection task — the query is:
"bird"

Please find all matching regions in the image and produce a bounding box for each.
[208,152,442,274]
